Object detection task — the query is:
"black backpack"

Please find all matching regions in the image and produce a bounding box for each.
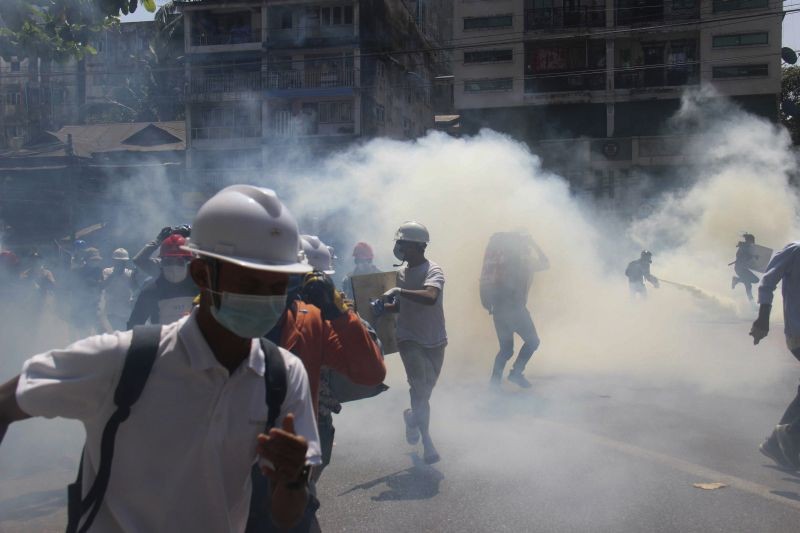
[66,325,287,533]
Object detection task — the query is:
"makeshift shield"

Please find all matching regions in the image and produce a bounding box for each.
[747,244,773,273]
[351,271,399,355]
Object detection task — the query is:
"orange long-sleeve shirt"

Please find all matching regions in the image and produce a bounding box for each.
[279,301,386,416]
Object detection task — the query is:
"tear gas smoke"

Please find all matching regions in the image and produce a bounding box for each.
[2,89,799,528]
[267,89,800,395]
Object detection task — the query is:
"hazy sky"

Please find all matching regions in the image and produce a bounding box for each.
[122,3,798,56]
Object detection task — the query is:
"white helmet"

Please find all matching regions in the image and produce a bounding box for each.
[394,221,429,243]
[183,185,311,274]
[112,248,130,261]
[300,235,335,275]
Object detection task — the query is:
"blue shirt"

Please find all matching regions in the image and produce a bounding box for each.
[758,241,800,336]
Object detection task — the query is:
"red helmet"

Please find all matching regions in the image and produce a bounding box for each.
[352,242,374,261]
[160,234,192,258]
[0,250,19,268]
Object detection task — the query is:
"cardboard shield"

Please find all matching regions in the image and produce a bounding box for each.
[747,244,773,273]
[351,271,399,355]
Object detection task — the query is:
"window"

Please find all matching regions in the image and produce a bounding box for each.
[10,60,20,72]
[463,14,513,30]
[713,0,768,12]
[375,104,385,123]
[712,64,768,78]
[5,92,21,105]
[712,32,768,47]
[672,0,697,9]
[464,49,513,63]
[281,11,293,29]
[320,4,353,25]
[318,101,353,123]
[464,78,514,92]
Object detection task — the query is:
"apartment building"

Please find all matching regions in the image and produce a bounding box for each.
[0,21,182,149]
[177,0,451,189]
[453,0,783,206]
[0,56,80,149]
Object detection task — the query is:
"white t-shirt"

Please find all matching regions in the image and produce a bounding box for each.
[396,260,447,348]
[16,311,321,533]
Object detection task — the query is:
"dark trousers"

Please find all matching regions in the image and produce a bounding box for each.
[781,348,800,434]
[492,305,540,375]
[398,340,446,436]
[734,264,759,300]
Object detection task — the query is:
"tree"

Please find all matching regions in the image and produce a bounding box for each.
[85,1,184,123]
[0,0,157,61]
[782,66,800,145]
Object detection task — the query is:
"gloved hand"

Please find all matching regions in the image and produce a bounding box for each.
[383,287,402,301]
[156,226,173,244]
[370,298,385,318]
[173,224,191,238]
[301,272,348,321]
[750,304,771,345]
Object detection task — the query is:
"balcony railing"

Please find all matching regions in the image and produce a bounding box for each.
[190,125,262,140]
[525,7,606,30]
[266,69,355,90]
[524,71,606,93]
[266,25,355,47]
[189,72,261,95]
[191,28,259,46]
[614,64,699,89]
[189,73,262,94]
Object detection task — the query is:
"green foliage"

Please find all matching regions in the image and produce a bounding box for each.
[0,0,156,61]
[782,66,800,145]
[86,1,184,123]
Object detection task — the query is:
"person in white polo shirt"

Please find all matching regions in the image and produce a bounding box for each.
[383,221,447,465]
[0,185,321,532]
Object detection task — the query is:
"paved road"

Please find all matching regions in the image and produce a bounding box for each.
[3,322,800,532]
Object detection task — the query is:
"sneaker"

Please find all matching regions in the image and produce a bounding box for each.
[508,371,532,389]
[403,409,420,445]
[775,424,800,469]
[422,437,440,465]
[759,434,795,470]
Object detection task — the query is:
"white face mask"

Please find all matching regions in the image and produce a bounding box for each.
[163,264,188,283]
[209,291,287,339]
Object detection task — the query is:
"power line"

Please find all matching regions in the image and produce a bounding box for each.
[0,5,796,80]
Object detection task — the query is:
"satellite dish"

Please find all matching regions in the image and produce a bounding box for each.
[782,47,798,65]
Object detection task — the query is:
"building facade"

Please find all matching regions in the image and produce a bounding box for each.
[453,0,783,206]
[0,21,183,149]
[177,0,451,190]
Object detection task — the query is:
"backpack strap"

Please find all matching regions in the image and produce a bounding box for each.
[66,325,162,533]
[245,339,288,533]
[260,338,287,431]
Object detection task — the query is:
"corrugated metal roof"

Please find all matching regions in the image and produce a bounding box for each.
[50,121,186,157]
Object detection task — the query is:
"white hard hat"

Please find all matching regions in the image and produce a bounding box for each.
[183,185,311,274]
[300,235,335,275]
[112,248,130,261]
[394,221,430,243]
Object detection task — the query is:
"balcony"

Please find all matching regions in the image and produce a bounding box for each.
[616,0,699,26]
[525,7,606,30]
[191,29,259,47]
[266,69,355,90]
[189,73,263,98]
[266,25,356,48]
[190,125,261,140]
[614,64,699,89]
[525,71,606,93]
